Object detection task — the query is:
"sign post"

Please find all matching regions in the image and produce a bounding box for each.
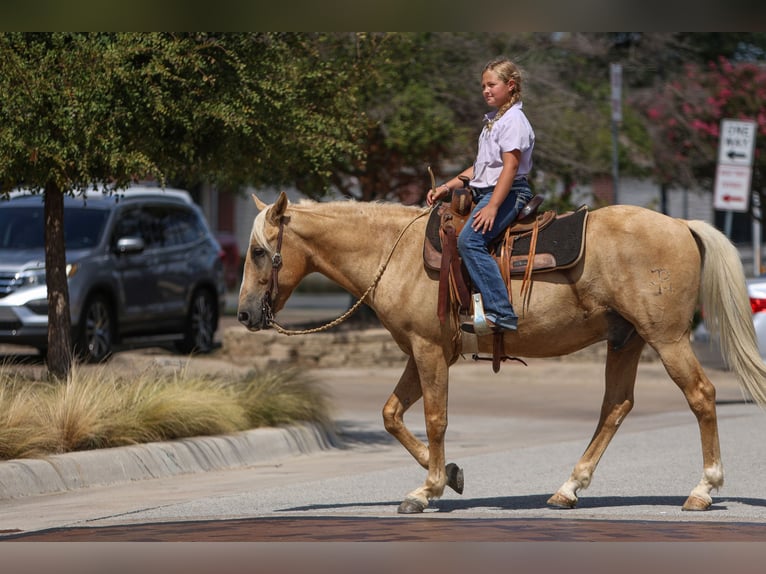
[610,63,622,204]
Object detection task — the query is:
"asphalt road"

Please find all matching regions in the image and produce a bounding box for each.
[2,353,765,536]
[3,333,766,572]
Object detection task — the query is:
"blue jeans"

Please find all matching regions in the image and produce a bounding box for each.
[457,179,532,323]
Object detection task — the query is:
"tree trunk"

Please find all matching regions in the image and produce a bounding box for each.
[44,182,72,380]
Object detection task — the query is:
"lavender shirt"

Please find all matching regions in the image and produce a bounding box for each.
[470,101,535,189]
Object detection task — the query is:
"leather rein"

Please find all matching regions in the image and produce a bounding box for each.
[261,209,429,336]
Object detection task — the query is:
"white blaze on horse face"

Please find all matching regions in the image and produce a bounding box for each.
[250,208,275,259]
[238,210,272,319]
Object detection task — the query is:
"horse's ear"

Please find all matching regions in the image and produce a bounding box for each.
[268,191,289,225]
[252,194,268,212]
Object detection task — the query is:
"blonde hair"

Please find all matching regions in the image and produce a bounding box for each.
[483,58,523,122]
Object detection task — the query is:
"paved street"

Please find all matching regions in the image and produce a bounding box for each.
[2,356,765,536]
[2,341,766,572]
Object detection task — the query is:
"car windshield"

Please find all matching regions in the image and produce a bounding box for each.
[0,206,110,250]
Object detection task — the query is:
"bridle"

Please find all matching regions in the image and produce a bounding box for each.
[260,215,286,330]
[259,209,429,336]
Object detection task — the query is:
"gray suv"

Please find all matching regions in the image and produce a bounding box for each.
[0,186,226,362]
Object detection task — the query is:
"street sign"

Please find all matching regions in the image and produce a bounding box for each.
[714,118,757,213]
[717,119,757,167]
[713,164,752,211]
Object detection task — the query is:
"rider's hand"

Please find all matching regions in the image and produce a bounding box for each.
[472,204,499,233]
[426,185,449,207]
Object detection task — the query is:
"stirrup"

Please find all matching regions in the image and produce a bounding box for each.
[468,293,495,336]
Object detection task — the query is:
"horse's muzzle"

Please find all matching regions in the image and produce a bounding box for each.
[237,310,262,331]
[238,309,273,331]
[237,297,273,331]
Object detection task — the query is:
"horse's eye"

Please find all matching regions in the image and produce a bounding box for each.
[251,246,266,259]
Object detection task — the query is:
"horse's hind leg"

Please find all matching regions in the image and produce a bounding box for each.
[548,332,644,508]
[656,339,722,510]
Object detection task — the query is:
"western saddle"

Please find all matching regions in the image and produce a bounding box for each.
[423,178,588,372]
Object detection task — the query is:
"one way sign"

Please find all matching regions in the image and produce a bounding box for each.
[714,118,757,212]
[717,119,757,167]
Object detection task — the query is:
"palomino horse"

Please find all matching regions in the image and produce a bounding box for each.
[238,191,766,514]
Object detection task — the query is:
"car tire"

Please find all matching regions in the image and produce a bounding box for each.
[175,288,217,355]
[76,294,114,363]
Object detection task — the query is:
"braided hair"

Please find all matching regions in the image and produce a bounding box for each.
[483,58,522,128]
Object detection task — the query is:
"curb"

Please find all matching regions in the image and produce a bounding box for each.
[0,423,339,501]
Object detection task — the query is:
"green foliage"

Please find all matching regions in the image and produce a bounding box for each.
[308,32,483,202]
[0,32,364,195]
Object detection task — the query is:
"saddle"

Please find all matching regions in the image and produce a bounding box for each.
[423,190,588,371]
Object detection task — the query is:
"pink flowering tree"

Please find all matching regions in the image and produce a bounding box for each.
[640,57,766,201]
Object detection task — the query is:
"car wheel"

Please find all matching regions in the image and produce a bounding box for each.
[76,294,114,363]
[175,289,216,354]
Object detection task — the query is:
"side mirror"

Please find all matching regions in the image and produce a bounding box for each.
[115,236,145,255]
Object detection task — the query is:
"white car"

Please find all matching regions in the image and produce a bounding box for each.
[748,277,766,358]
[694,277,766,362]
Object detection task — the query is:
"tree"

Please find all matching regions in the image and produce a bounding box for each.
[637,56,766,200]
[290,32,480,204]
[0,32,362,378]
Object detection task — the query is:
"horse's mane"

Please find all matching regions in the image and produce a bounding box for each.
[251,198,427,256]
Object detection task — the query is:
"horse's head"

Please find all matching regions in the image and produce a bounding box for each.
[237,191,302,331]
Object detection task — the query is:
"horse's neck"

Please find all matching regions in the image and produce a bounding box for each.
[294,203,422,296]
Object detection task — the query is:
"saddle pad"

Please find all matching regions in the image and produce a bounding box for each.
[505,205,588,271]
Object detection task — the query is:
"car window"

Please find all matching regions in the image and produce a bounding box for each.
[0,207,45,249]
[111,207,144,247]
[64,209,110,248]
[111,204,206,249]
[162,207,206,246]
[0,206,108,249]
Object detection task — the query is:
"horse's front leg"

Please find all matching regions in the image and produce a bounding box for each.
[382,357,428,466]
[382,354,457,513]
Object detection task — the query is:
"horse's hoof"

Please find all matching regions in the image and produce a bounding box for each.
[446,462,464,495]
[682,495,711,511]
[547,492,578,509]
[398,498,427,514]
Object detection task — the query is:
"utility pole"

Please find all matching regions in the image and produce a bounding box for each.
[610,63,622,204]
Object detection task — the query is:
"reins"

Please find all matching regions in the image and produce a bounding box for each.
[266,208,430,336]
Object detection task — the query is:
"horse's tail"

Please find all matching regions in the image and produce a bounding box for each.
[686,219,766,407]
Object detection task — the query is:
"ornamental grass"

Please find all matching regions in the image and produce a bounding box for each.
[0,360,333,460]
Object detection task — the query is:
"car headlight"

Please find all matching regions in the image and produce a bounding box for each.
[16,268,46,287]
[15,264,78,286]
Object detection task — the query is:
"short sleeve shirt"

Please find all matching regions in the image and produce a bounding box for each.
[470,102,535,188]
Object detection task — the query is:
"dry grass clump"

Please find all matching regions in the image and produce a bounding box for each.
[0,360,333,460]
[237,367,332,429]
[0,372,56,459]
